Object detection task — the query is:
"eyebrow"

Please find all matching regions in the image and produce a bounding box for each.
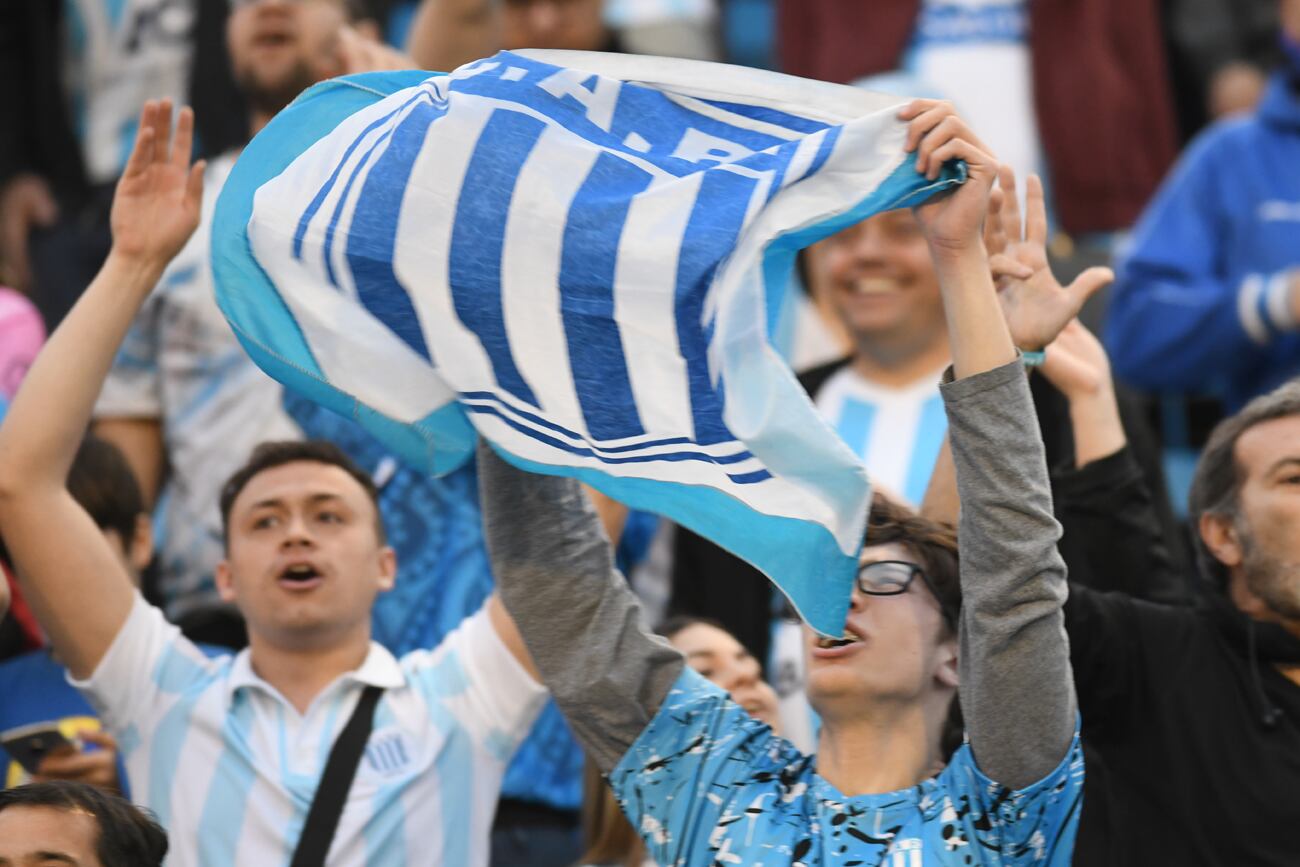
[247,492,347,512]
[685,650,718,660]
[1267,457,1300,475]
[0,854,81,865]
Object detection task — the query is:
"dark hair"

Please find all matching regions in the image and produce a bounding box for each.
[218,440,384,544]
[1188,379,1300,587]
[0,781,167,866]
[67,436,146,544]
[656,614,730,641]
[864,493,961,633]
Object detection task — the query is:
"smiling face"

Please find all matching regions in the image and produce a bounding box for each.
[216,460,395,651]
[803,542,958,724]
[668,622,781,729]
[805,210,947,356]
[227,0,349,118]
[0,805,103,867]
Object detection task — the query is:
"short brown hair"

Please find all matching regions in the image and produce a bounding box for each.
[864,493,961,633]
[218,440,384,545]
[1188,379,1300,587]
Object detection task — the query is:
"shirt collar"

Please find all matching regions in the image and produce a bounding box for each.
[223,641,406,707]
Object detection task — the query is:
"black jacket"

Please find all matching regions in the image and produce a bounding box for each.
[1060,447,1300,866]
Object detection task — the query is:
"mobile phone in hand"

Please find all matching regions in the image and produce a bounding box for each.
[1,723,74,775]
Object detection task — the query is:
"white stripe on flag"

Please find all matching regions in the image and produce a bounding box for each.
[394,99,502,389]
[248,98,456,422]
[499,123,599,434]
[612,172,702,438]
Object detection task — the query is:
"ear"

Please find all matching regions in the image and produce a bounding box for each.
[214,559,238,603]
[1198,512,1243,570]
[128,513,154,574]
[934,633,960,690]
[375,546,397,593]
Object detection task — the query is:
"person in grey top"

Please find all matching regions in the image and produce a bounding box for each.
[479,106,1088,865]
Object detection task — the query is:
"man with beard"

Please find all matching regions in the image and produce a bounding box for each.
[1059,377,1300,864]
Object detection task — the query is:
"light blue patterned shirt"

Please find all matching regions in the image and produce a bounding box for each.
[610,669,1084,866]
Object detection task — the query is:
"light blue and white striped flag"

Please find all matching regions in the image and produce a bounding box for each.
[211,50,962,636]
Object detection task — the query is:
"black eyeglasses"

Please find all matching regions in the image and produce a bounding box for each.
[855,560,925,596]
[856,559,958,629]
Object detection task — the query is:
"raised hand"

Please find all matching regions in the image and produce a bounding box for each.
[899,100,1000,256]
[987,166,1112,351]
[110,100,206,270]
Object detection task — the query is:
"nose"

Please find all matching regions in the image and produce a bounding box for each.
[720,655,761,694]
[848,221,890,265]
[280,513,315,548]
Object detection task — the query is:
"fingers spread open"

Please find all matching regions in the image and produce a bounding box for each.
[172,106,195,170]
[122,101,158,179]
[984,187,1007,254]
[151,99,173,167]
[1025,174,1048,247]
[1066,266,1115,308]
[998,166,1022,244]
[988,252,1034,281]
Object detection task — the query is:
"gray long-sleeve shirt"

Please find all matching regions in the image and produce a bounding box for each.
[482,358,1076,789]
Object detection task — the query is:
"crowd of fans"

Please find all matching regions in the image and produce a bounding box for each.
[0,0,1298,865]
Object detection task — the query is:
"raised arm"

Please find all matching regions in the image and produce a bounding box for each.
[479,445,683,773]
[904,116,1081,788]
[0,101,203,679]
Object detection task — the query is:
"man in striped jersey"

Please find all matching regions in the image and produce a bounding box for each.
[0,101,546,866]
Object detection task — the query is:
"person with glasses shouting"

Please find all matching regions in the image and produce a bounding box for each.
[477,101,1086,865]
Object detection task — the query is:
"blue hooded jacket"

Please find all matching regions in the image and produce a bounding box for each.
[1105,72,1300,410]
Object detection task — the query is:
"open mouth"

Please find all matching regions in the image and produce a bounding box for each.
[252,29,294,49]
[815,627,863,651]
[278,563,323,588]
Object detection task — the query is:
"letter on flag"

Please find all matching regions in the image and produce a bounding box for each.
[210,50,963,636]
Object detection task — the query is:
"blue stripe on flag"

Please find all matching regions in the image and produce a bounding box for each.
[675,169,758,444]
[452,57,794,175]
[800,125,842,182]
[214,73,477,477]
[347,97,446,362]
[323,126,398,288]
[560,152,654,440]
[459,391,754,461]
[294,90,429,261]
[463,403,762,480]
[449,109,547,407]
[699,99,832,135]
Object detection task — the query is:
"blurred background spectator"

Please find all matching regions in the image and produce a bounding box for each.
[0,0,245,330]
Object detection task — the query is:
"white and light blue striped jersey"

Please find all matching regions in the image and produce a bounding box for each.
[813,365,948,508]
[71,596,547,867]
[212,54,966,638]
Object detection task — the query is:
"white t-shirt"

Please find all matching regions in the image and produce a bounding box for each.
[73,596,547,866]
[62,0,196,184]
[812,364,948,508]
[904,0,1042,201]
